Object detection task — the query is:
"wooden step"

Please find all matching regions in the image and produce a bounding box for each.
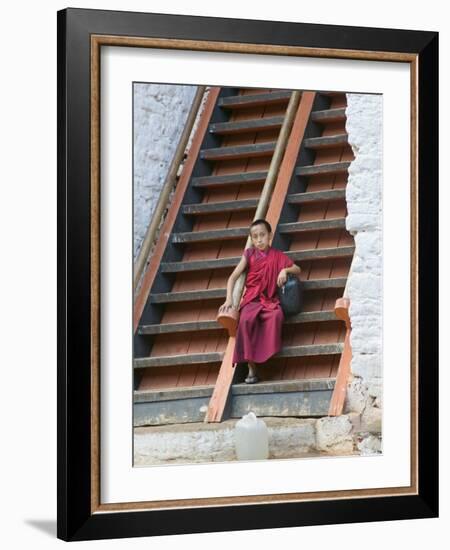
[133,376,338,426]
[278,218,346,234]
[296,161,351,177]
[181,198,258,215]
[134,385,215,426]
[134,343,343,369]
[288,188,346,204]
[150,277,346,304]
[303,134,348,149]
[200,141,276,161]
[134,351,224,369]
[232,378,336,395]
[173,218,346,244]
[276,343,343,358]
[311,107,346,124]
[134,385,214,403]
[172,226,249,244]
[218,90,292,109]
[139,320,223,335]
[160,246,355,273]
[191,171,268,188]
[230,377,337,418]
[150,288,226,304]
[297,277,347,290]
[161,256,237,273]
[209,116,284,135]
[138,309,339,336]
[284,310,338,324]
[292,246,354,262]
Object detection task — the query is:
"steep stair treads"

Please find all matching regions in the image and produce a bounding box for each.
[206,91,315,422]
[133,89,356,427]
[133,87,299,407]
[250,92,355,395]
[208,92,355,423]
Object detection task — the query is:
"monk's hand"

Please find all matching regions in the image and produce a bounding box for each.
[277,268,288,287]
[219,299,234,313]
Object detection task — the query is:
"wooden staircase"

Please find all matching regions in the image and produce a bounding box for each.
[133,87,355,427]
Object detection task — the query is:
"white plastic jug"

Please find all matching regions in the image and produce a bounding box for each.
[234,412,269,460]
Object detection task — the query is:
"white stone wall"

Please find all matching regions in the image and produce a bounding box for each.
[134,416,363,466]
[343,93,383,447]
[133,83,199,260]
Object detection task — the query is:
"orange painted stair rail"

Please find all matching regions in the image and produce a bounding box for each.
[328,297,352,416]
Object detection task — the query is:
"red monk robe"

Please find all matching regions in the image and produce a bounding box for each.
[232,245,294,365]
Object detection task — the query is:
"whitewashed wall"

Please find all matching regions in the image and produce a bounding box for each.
[343,93,383,445]
[133,83,198,260]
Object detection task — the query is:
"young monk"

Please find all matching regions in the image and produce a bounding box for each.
[218,219,302,384]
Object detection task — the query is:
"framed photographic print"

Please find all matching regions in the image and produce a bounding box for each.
[57,7,438,542]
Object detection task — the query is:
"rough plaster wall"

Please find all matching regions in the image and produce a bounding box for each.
[343,93,383,444]
[133,83,198,260]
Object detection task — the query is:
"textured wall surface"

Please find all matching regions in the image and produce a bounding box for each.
[343,93,383,445]
[133,83,198,260]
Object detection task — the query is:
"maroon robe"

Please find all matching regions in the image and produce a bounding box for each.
[232,245,294,364]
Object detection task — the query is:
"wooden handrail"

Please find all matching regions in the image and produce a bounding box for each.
[134,86,207,293]
[328,252,356,415]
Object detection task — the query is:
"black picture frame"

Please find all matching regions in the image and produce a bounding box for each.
[57,7,438,542]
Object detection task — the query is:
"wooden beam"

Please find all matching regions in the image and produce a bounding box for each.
[303,134,348,149]
[138,320,221,335]
[172,226,249,243]
[149,277,346,304]
[200,141,276,161]
[287,188,346,204]
[191,170,268,188]
[134,351,224,369]
[279,218,346,233]
[218,90,291,108]
[138,309,339,336]
[311,107,346,123]
[231,385,334,418]
[182,198,258,215]
[296,160,351,177]
[160,245,354,273]
[209,116,284,135]
[134,385,214,403]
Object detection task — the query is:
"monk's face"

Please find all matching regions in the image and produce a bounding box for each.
[250,224,271,251]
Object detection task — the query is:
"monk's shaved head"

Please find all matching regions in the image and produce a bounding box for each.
[250,219,272,235]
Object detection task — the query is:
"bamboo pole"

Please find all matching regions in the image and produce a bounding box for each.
[134,85,207,293]
[230,90,302,310]
[206,91,303,423]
